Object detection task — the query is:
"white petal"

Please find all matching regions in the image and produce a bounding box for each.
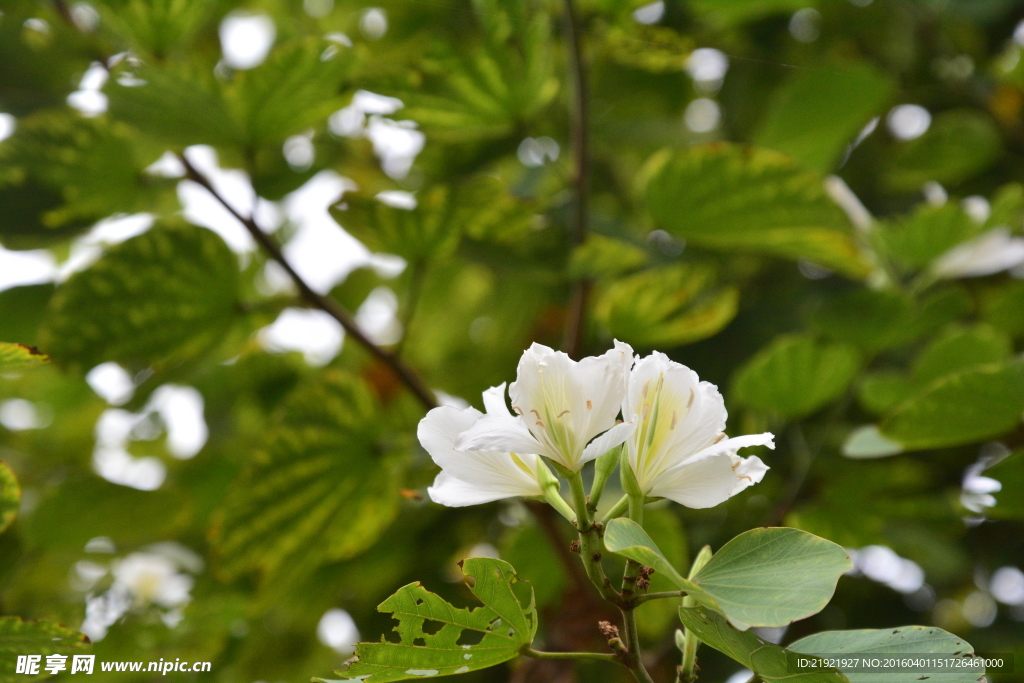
[418,405,484,466]
[681,432,776,467]
[625,352,730,488]
[482,382,511,416]
[932,228,1024,278]
[508,340,633,469]
[581,421,635,464]
[428,471,521,507]
[647,454,739,509]
[453,413,545,456]
[730,455,768,495]
[418,406,545,505]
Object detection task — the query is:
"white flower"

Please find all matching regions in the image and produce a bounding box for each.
[623,352,773,508]
[420,384,548,506]
[112,552,194,609]
[932,228,1024,279]
[454,341,636,472]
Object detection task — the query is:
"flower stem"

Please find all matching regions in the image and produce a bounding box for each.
[677,546,714,683]
[632,590,685,605]
[564,470,623,607]
[621,608,656,683]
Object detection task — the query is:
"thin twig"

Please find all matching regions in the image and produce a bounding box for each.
[562,0,590,360]
[178,154,438,411]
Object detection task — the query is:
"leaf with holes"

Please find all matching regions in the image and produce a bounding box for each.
[0,463,19,535]
[40,219,241,372]
[0,617,90,681]
[320,557,537,682]
[0,343,49,371]
[641,144,871,277]
[212,373,402,580]
[678,606,848,683]
[790,626,984,683]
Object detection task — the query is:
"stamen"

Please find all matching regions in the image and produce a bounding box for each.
[713,433,727,444]
[586,400,592,410]
[687,388,695,408]
[556,410,570,418]
[670,410,677,430]
[512,405,524,415]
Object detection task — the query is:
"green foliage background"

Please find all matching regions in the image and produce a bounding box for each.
[1,0,1023,681]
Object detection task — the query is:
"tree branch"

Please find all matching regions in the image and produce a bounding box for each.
[178,154,438,411]
[562,0,591,360]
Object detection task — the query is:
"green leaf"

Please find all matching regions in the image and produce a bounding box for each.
[0,617,90,682]
[606,521,850,629]
[677,606,848,683]
[790,626,983,683]
[883,110,1001,191]
[323,557,536,682]
[401,10,557,141]
[880,360,1024,450]
[106,62,236,148]
[0,463,19,535]
[40,220,241,372]
[810,286,972,354]
[732,333,861,420]
[755,61,894,172]
[842,425,904,459]
[857,372,916,414]
[690,527,852,629]
[981,279,1024,338]
[604,518,719,608]
[212,372,402,579]
[332,177,531,261]
[568,234,649,279]
[641,145,871,277]
[877,204,981,271]
[226,40,351,147]
[92,0,225,58]
[0,284,54,348]
[594,264,739,348]
[985,451,1024,521]
[911,325,1012,385]
[0,342,49,370]
[0,110,170,246]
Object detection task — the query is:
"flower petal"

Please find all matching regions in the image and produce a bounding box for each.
[625,352,729,488]
[647,453,740,509]
[730,455,768,495]
[452,412,545,456]
[581,420,636,464]
[428,471,522,507]
[681,432,776,467]
[932,228,1024,279]
[482,382,512,417]
[508,341,633,469]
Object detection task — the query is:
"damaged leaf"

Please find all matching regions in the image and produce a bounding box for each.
[321,557,536,682]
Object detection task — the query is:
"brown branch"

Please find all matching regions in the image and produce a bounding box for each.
[562,0,591,360]
[178,154,438,411]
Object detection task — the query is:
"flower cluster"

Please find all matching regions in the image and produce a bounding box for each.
[417,341,773,511]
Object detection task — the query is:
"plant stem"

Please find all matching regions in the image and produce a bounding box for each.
[621,494,645,601]
[677,546,713,683]
[621,608,656,683]
[522,648,620,664]
[178,154,437,411]
[632,590,685,606]
[564,470,623,607]
[562,0,590,360]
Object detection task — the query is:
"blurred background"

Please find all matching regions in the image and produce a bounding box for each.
[1,0,1023,681]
